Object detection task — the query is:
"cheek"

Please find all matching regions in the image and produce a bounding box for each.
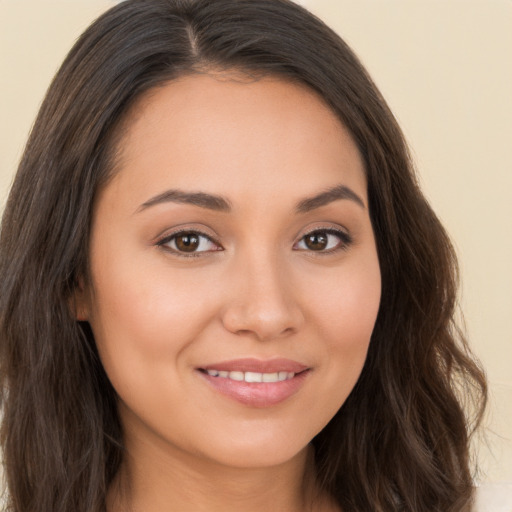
[86,245,222,381]
[310,255,381,345]
[278,254,381,447]
[303,252,381,395]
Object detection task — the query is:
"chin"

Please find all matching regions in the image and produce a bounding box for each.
[201,439,310,470]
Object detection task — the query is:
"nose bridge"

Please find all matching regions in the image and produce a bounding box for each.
[221,245,303,341]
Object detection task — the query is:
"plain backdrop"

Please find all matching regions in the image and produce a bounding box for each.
[1,0,511,503]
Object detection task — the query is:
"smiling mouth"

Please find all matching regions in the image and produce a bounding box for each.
[196,358,310,406]
[199,369,297,383]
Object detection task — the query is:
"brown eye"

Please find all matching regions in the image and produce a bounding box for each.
[158,231,220,255]
[295,229,352,253]
[174,233,200,252]
[304,232,328,251]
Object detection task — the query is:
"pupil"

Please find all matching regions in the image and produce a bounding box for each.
[176,233,199,252]
[306,233,327,250]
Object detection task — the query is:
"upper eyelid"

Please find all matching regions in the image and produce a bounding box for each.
[161,233,217,245]
[301,225,348,235]
[156,226,220,245]
[296,225,351,241]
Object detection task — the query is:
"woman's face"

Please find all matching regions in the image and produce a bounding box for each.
[79,74,381,469]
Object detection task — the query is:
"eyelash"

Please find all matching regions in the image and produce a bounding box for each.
[156,227,353,258]
[156,229,221,258]
[293,228,353,254]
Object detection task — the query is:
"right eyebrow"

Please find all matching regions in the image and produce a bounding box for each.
[135,189,232,214]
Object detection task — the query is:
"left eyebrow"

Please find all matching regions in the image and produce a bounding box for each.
[295,184,366,213]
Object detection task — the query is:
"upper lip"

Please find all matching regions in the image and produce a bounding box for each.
[199,358,309,373]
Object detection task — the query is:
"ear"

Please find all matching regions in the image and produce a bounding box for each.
[70,276,90,322]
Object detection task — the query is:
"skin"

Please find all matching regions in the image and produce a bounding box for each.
[77,73,381,512]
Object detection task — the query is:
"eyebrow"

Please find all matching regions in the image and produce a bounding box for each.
[136,183,365,214]
[136,189,232,213]
[295,184,366,212]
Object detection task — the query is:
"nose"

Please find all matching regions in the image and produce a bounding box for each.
[220,252,305,342]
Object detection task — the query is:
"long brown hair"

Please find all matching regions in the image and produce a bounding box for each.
[0,1,486,510]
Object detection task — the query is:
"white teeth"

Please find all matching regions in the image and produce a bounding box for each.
[204,369,296,383]
[245,371,262,383]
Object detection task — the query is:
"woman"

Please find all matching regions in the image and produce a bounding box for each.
[0,0,487,511]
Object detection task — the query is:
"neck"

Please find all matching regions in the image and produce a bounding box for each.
[108,430,334,512]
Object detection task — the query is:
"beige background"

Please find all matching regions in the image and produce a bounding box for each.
[1,0,511,501]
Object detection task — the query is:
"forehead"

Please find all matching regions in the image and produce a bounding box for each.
[104,72,366,212]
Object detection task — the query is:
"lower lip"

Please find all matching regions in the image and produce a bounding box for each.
[198,370,310,408]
